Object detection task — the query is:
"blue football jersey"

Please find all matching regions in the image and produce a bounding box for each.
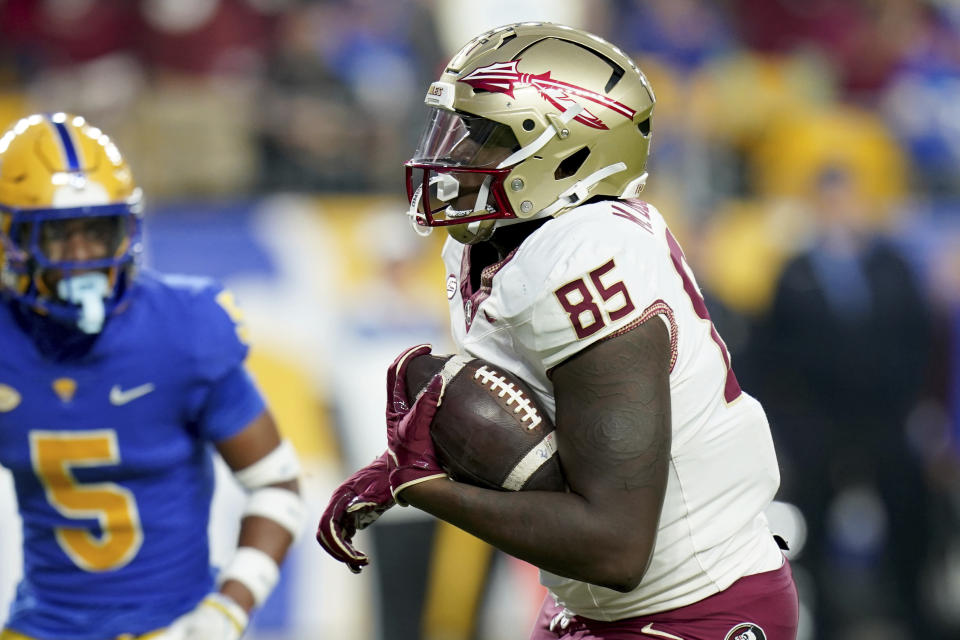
[0,270,266,639]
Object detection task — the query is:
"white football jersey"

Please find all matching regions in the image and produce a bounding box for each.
[440,199,784,620]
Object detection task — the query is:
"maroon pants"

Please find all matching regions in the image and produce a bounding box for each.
[530,559,798,640]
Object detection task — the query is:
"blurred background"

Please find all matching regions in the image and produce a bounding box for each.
[0,0,959,638]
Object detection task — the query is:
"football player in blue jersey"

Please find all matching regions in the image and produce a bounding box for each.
[0,113,306,640]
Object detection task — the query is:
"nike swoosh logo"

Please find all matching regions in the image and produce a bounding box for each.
[641,623,687,640]
[110,383,156,406]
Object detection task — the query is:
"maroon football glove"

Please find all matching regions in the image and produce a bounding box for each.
[316,452,393,574]
[385,344,448,504]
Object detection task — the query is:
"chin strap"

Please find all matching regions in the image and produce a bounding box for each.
[538,162,628,218]
[56,272,109,334]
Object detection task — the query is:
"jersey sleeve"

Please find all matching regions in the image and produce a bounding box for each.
[198,365,266,443]
[507,202,676,371]
[184,281,266,442]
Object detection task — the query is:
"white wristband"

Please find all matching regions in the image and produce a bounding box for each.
[243,487,307,541]
[218,546,280,608]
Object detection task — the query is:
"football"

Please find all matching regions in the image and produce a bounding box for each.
[405,353,566,492]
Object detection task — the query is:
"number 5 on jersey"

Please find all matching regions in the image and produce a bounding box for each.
[30,430,143,572]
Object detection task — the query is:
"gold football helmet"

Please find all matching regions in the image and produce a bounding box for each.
[0,113,143,333]
[405,23,655,244]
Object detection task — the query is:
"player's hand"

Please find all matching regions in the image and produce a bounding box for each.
[159,593,248,640]
[316,452,394,573]
[385,343,434,426]
[386,345,447,503]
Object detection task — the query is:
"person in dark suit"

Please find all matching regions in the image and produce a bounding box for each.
[757,164,936,638]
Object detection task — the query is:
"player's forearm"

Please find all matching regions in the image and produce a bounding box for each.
[222,478,299,612]
[401,478,656,592]
[222,517,295,611]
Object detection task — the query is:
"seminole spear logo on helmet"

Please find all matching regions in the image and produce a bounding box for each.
[459,61,637,130]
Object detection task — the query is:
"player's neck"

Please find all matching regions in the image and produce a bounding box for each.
[488,218,549,260]
[10,302,102,362]
[468,219,552,292]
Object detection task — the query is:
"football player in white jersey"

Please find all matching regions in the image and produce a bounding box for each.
[318,23,798,639]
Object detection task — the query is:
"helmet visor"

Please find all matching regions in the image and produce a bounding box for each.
[406,108,522,230]
[411,108,520,168]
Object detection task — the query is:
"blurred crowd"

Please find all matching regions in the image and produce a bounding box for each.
[2,0,960,638]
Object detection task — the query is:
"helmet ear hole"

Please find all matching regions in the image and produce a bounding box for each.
[554,147,590,180]
[638,117,651,137]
